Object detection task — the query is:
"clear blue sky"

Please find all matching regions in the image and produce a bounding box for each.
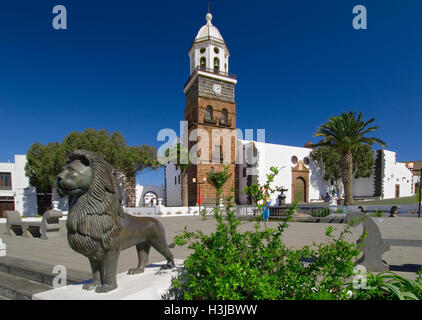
[1,0,421,186]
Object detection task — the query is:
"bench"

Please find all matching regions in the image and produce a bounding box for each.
[358,205,400,217]
[4,210,63,240]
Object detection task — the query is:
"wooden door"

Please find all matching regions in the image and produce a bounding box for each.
[0,200,15,218]
[294,177,306,203]
[395,184,400,198]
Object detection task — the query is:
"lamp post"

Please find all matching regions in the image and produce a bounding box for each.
[408,164,422,218]
[193,177,207,215]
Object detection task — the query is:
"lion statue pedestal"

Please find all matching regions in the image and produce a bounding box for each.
[56,149,175,293]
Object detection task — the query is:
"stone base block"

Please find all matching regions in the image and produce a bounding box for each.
[32,259,184,300]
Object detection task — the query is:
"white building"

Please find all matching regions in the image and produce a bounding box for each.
[0,155,37,217]
[235,141,413,205]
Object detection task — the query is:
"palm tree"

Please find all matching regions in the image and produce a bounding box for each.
[313,111,386,205]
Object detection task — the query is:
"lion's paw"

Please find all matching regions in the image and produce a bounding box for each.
[127,268,145,275]
[162,261,175,269]
[95,284,117,293]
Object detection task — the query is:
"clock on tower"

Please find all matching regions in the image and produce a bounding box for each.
[183,12,238,206]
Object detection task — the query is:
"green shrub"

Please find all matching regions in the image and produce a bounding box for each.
[348,272,422,300]
[310,208,332,217]
[370,210,385,217]
[200,208,207,221]
[169,168,422,300]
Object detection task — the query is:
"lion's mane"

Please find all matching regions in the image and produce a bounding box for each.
[66,149,124,260]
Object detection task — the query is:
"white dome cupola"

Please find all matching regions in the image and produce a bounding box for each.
[189,12,230,75]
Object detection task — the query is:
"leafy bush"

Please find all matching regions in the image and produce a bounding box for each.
[348,272,422,300]
[310,208,332,217]
[200,208,207,221]
[370,210,385,217]
[169,168,422,300]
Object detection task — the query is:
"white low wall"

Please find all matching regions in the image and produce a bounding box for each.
[124,205,256,217]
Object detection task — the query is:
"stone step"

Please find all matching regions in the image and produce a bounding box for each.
[0,271,52,300]
[0,256,91,286]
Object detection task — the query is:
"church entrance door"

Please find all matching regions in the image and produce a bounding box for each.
[294,177,306,203]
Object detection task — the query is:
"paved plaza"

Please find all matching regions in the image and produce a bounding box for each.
[1,216,422,280]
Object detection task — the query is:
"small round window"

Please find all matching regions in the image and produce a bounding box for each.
[303,157,310,165]
[214,47,220,54]
[291,156,298,164]
[200,47,206,54]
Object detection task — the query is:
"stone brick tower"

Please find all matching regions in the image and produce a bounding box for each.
[183,12,238,206]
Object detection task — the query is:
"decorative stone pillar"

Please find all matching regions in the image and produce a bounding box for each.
[125,176,137,208]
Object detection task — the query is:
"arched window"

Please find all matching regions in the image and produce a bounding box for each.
[214,57,220,73]
[200,57,206,69]
[210,167,215,173]
[205,106,213,121]
[221,109,228,124]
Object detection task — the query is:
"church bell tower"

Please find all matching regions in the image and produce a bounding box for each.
[184,12,238,205]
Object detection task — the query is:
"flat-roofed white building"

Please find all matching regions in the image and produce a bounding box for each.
[0,155,37,217]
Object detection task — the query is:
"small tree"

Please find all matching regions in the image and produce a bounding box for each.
[25,129,160,206]
[207,165,231,204]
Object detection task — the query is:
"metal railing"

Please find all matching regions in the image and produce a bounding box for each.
[185,66,237,87]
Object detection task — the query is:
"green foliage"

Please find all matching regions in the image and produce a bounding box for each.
[160,143,190,172]
[244,166,279,212]
[349,272,422,300]
[200,208,208,221]
[309,208,332,217]
[25,129,160,194]
[313,111,386,153]
[207,165,232,203]
[310,144,375,184]
[171,201,364,299]
[369,210,385,217]
[25,142,67,194]
[169,167,422,300]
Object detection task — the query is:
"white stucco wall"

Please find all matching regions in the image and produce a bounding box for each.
[352,175,374,198]
[0,155,37,216]
[382,150,413,199]
[239,140,331,205]
[164,164,182,207]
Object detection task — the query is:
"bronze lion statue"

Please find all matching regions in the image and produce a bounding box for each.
[56,149,175,293]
